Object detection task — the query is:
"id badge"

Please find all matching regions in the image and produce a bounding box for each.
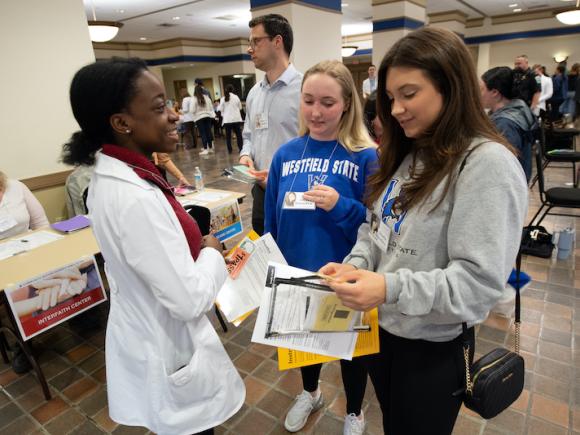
[369,212,390,252]
[0,212,18,233]
[255,113,268,130]
[282,192,315,210]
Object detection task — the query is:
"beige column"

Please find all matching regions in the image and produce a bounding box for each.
[371,0,426,66]
[249,0,342,75]
[477,43,491,77]
[428,10,467,37]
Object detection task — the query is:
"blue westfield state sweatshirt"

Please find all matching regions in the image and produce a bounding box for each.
[265,135,378,271]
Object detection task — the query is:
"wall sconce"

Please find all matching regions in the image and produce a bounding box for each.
[553,54,569,63]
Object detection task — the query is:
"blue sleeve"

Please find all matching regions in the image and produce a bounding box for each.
[495,118,523,156]
[327,195,366,244]
[264,151,281,240]
[326,150,376,244]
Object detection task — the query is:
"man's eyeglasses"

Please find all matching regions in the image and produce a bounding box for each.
[248,36,273,49]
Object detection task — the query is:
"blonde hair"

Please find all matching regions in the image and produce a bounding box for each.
[0,171,6,193]
[298,60,376,152]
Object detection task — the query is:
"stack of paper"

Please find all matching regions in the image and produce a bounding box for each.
[223,165,261,184]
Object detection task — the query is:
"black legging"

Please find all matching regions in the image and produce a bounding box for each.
[224,122,243,153]
[364,327,474,435]
[182,121,197,149]
[301,357,368,416]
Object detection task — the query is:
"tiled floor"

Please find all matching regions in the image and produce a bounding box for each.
[1,132,580,434]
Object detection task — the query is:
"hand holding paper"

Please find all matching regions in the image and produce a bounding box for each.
[327,269,387,311]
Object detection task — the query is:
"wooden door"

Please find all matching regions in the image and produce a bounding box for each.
[173,80,188,102]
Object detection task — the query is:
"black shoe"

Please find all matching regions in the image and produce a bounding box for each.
[12,348,32,374]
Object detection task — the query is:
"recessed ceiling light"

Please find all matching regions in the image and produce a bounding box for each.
[139,37,147,41]
[513,8,522,12]
[509,3,518,7]
[116,9,125,13]
[342,3,349,6]
[172,16,180,20]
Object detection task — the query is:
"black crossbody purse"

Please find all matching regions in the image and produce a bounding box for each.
[461,251,525,419]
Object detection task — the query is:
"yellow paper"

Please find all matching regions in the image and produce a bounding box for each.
[313,294,355,331]
[277,308,380,370]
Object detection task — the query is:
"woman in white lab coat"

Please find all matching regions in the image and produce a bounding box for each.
[61,58,245,435]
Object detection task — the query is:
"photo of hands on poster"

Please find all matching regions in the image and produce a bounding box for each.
[5,256,107,340]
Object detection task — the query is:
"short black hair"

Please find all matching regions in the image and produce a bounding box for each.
[249,14,293,57]
[482,66,514,100]
[62,57,148,166]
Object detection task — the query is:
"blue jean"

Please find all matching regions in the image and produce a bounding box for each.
[196,117,213,148]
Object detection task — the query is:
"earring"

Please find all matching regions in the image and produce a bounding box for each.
[125,129,131,134]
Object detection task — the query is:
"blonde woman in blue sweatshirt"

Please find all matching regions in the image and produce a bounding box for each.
[265,60,377,434]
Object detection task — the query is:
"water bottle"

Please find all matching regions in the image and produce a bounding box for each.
[194,166,204,191]
[557,227,575,260]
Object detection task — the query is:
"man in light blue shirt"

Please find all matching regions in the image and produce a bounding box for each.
[239,14,303,235]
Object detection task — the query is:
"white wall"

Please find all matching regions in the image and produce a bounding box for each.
[0,0,95,179]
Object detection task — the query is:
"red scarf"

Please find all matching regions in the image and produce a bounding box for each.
[101,144,202,260]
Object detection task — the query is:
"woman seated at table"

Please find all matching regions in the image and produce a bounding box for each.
[0,170,49,373]
[61,57,244,435]
[0,170,49,240]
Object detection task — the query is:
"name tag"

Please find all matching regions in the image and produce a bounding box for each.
[283,192,315,210]
[369,212,390,252]
[255,113,268,130]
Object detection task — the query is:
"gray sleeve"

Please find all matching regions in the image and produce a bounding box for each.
[385,151,528,324]
[343,210,379,270]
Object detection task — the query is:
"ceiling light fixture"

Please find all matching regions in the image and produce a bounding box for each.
[87,0,123,42]
[556,0,580,24]
[513,8,522,12]
[139,37,147,41]
[341,46,358,57]
[509,3,518,7]
[172,16,181,20]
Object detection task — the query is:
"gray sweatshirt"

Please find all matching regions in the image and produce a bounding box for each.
[344,139,528,342]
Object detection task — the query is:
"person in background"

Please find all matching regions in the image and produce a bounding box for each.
[0,170,49,374]
[195,78,211,97]
[480,66,536,182]
[219,84,244,153]
[0,170,49,240]
[532,64,553,118]
[362,64,377,99]
[213,99,223,138]
[191,83,216,156]
[513,54,540,109]
[549,65,568,121]
[320,27,527,434]
[180,88,197,149]
[363,91,383,144]
[239,13,303,235]
[152,153,190,186]
[564,63,579,119]
[265,60,378,435]
[61,57,244,435]
[65,165,94,217]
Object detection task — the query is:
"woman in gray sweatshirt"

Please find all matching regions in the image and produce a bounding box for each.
[320,27,528,435]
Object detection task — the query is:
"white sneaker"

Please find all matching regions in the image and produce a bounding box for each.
[208,147,215,153]
[343,410,366,435]
[284,390,324,432]
[199,149,209,156]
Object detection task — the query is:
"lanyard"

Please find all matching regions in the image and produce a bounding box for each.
[287,136,339,193]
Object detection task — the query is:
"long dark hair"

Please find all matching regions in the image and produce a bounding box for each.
[194,84,206,106]
[367,27,511,211]
[225,84,234,102]
[61,57,148,166]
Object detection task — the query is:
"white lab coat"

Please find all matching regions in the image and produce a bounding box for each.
[87,153,244,435]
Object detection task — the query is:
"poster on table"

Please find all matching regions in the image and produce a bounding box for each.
[210,200,243,242]
[4,256,107,341]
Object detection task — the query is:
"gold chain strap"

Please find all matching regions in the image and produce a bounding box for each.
[463,345,472,394]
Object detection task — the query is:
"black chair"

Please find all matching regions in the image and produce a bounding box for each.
[528,147,580,227]
[184,205,211,235]
[532,119,580,188]
[184,205,229,333]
